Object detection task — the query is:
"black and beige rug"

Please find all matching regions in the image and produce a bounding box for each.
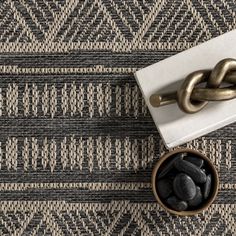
[0,0,235,235]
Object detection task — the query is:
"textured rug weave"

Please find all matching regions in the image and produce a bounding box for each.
[0,0,236,235]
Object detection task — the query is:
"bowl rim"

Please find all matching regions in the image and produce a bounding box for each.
[152,148,219,216]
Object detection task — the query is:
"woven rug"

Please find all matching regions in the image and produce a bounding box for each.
[0,0,235,235]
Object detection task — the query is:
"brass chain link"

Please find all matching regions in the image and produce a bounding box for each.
[149,58,236,113]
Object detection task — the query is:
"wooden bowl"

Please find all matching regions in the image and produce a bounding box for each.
[152,148,219,216]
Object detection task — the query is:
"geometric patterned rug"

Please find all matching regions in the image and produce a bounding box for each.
[0,0,235,235]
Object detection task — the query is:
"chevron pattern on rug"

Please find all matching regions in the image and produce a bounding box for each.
[0,0,236,51]
[0,202,235,236]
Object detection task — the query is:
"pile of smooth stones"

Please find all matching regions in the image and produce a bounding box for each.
[156,153,212,211]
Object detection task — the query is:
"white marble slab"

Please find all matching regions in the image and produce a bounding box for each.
[135,30,236,148]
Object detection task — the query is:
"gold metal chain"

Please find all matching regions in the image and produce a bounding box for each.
[149,58,236,113]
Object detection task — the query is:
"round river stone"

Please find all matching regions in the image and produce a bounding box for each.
[166,196,188,211]
[174,159,207,184]
[203,174,212,199]
[184,155,204,168]
[173,173,197,201]
[156,178,173,199]
[188,186,203,207]
[158,153,184,179]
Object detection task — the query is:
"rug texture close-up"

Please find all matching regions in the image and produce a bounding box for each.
[0,0,235,235]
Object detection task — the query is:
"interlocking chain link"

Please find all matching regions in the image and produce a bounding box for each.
[150,58,236,113]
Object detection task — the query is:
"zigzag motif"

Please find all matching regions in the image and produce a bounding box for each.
[0,0,235,48]
[2,0,66,43]
[0,202,234,236]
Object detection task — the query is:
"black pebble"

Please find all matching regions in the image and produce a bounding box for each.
[188,186,203,207]
[174,159,207,184]
[173,173,197,201]
[166,196,188,211]
[203,174,212,199]
[157,178,173,199]
[158,153,184,179]
[184,155,204,168]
